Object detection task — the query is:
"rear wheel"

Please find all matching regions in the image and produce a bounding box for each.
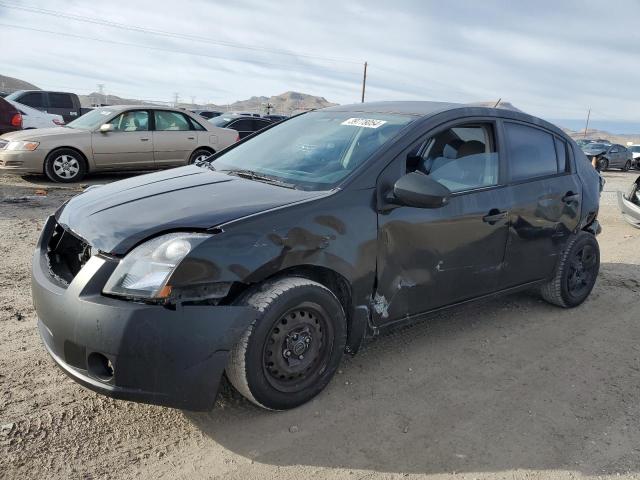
[188,148,213,164]
[44,148,87,183]
[226,277,346,410]
[540,231,600,308]
[623,160,631,172]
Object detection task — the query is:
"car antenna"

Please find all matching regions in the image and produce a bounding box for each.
[493,98,502,108]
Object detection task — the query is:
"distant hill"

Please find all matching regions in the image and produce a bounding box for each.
[562,128,640,145]
[0,74,39,93]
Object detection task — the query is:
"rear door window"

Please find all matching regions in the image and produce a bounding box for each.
[19,92,45,109]
[154,111,191,131]
[228,119,253,132]
[505,122,558,181]
[49,93,74,109]
[252,119,272,131]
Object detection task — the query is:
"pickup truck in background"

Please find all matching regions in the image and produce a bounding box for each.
[4,90,83,123]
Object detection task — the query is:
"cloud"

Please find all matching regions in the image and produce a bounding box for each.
[1,0,639,122]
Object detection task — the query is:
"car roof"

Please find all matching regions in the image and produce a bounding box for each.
[322,101,566,137]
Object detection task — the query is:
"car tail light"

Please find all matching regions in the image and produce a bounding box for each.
[235,132,240,142]
[10,113,22,129]
[53,118,65,126]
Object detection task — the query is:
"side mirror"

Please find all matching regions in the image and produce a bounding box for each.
[392,172,450,209]
[99,123,113,133]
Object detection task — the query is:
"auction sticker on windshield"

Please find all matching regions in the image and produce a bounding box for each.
[341,118,387,128]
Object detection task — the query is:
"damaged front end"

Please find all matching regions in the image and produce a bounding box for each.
[618,175,640,228]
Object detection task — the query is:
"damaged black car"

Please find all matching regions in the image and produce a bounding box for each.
[32,102,602,411]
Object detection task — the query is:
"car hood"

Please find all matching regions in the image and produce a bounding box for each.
[56,165,327,255]
[0,127,84,141]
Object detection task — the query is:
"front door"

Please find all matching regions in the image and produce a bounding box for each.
[500,121,582,287]
[91,110,154,169]
[152,110,198,166]
[375,121,510,324]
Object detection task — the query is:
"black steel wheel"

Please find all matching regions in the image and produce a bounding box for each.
[227,277,346,410]
[541,231,600,308]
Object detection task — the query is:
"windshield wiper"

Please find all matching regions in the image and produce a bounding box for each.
[221,169,298,189]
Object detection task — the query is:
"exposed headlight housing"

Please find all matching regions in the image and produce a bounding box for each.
[6,141,39,151]
[103,232,211,300]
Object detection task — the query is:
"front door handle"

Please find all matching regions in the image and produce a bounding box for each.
[187,136,195,140]
[483,209,508,224]
[140,138,149,142]
[562,191,580,203]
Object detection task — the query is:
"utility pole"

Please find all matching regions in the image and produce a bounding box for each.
[190,96,196,106]
[583,108,591,138]
[173,92,179,107]
[361,61,368,103]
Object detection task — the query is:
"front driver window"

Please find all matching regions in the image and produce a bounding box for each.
[410,123,499,192]
[110,111,149,132]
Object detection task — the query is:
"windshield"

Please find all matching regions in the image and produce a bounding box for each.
[208,116,234,127]
[66,108,117,130]
[211,111,415,190]
[585,143,607,150]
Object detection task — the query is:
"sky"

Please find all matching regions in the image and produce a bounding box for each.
[1,0,640,131]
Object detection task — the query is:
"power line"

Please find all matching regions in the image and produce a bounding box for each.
[0,23,360,78]
[0,1,360,66]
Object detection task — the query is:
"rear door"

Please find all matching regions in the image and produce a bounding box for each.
[152,110,198,166]
[91,109,154,169]
[500,121,581,287]
[47,93,78,123]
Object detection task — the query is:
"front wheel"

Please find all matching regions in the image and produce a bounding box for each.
[597,157,609,172]
[226,277,347,410]
[540,231,600,308]
[44,148,87,183]
[623,160,631,172]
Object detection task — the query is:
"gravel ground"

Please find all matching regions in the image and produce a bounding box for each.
[1,170,639,480]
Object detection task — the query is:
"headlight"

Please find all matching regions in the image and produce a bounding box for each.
[103,232,211,300]
[6,141,39,151]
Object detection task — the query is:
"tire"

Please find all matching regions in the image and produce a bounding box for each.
[622,160,631,172]
[188,148,213,164]
[44,148,87,182]
[226,277,347,410]
[540,231,600,308]
[597,157,608,172]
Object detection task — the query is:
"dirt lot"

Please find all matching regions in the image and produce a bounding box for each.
[1,170,639,480]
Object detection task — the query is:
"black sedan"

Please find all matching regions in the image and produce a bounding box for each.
[208,114,273,139]
[32,101,602,411]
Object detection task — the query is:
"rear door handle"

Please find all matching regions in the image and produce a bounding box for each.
[140,138,149,142]
[562,192,580,203]
[483,209,508,224]
[187,136,195,140]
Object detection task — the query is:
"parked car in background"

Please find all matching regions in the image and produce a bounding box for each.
[0,97,22,134]
[0,105,238,182]
[263,114,288,122]
[628,144,640,169]
[7,99,64,129]
[582,142,633,171]
[191,109,222,120]
[31,102,602,411]
[618,175,640,227]
[4,90,83,123]
[208,113,273,139]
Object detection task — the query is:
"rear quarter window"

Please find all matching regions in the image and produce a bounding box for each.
[505,122,559,181]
